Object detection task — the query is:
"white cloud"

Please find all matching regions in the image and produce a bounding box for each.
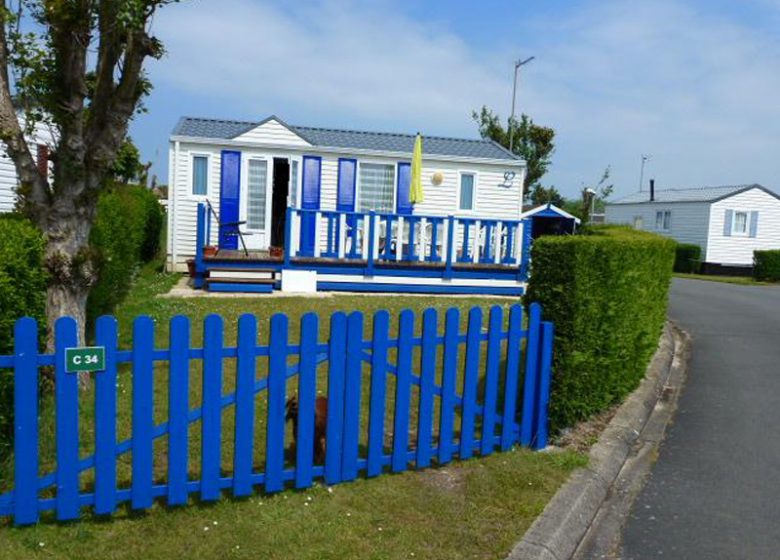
[148,0,780,197]
[513,1,780,195]
[151,0,508,133]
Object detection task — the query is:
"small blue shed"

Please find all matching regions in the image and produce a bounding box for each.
[521,203,580,239]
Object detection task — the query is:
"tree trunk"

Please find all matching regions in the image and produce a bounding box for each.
[43,205,98,388]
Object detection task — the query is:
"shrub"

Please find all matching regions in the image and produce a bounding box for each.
[129,186,164,262]
[526,225,676,432]
[674,243,702,274]
[0,187,161,454]
[753,250,780,282]
[0,215,46,455]
[87,185,164,321]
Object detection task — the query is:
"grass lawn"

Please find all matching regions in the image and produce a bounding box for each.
[673,272,777,286]
[0,262,586,559]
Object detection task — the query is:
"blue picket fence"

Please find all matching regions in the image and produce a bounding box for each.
[0,303,553,526]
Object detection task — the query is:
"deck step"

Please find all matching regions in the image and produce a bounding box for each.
[205,277,276,285]
[204,278,276,293]
[207,268,277,281]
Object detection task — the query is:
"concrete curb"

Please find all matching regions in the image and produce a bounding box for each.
[506,322,691,560]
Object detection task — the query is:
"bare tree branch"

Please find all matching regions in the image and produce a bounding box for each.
[86,15,158,182]
[0,7,50,219]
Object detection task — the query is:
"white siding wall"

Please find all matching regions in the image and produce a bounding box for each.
[0,146,18,212]
[168,140,525,271]
[168,142,223,270]
[315,155,523,219]
[0,121,55,213]
[233,119,311,147]
[706,188,780,265]
[605,201,711,251]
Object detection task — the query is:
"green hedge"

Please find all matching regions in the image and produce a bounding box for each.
[87,185,164,321]
[526,225,675,432]
[753,250,780,282]
[0,186,162,454]
[674,243,702,273]
[0,216,47,454]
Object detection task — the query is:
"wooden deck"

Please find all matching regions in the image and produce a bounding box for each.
[195,204,530,295]
[204,250,519,273]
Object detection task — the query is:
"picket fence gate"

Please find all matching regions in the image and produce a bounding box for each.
[0,303,553,526]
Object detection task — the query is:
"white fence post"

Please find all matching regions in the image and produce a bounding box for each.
[473,220,481,263]
[396,217,404,261]
[290,211,300,257]
[360,214,370,259]
[418,218,427,262]
[494,221,502,264]
[338,213,347,259]
[313,211,322,258]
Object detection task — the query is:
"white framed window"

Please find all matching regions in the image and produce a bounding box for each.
[655,210,671,231]
[289,159,300,208]
[191,154,209,196]
[458,172,477,212]
[245,158,269,229]
[731,211,748,235]
[357,162,395,213]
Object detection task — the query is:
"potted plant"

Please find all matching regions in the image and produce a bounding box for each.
[269,246,283,259]
[203,245,218,257]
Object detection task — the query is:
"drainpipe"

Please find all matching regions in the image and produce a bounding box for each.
[170,140,179,271]
[649,179,655,202]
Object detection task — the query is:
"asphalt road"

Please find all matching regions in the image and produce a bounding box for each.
[620,278,780,559]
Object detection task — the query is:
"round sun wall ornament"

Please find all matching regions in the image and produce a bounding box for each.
[431,171,444,186]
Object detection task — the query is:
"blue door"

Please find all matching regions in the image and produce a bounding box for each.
[300,156,322,256]
[396,162,412,215]
[219,150,242,249]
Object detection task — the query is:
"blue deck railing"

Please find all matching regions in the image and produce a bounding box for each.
[194,204,533,289]
[284,208,530,265]
[282,207,532,274]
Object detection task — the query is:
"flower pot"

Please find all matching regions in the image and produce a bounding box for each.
[269,246,283,259]
[186,259,196,278]
[203,246,218,257]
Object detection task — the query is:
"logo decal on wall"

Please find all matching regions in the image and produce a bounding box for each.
[499,171,516,188]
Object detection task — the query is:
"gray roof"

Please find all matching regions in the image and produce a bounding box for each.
[172,115,520,161]
[609,184,779,205]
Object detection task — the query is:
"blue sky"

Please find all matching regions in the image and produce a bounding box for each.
[135,0,780,199]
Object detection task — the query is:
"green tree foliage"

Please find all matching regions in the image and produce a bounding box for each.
[528,184,565,207]
[111,137,145,184]
[472,107,555,191]
[579,166,614,223]
[0,1,175,347]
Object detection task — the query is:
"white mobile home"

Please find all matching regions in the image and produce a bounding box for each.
[0,119,54,213]
[168,115,531,295]
[605,184,780,271]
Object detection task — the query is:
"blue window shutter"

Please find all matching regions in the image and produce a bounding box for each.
[396,162,412,215]
[749,211,759,238]
[301,156,321,210]
[300,156,322,254]
[723,209,733,237]
[218,150,241,250]
[337,159,357,212]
